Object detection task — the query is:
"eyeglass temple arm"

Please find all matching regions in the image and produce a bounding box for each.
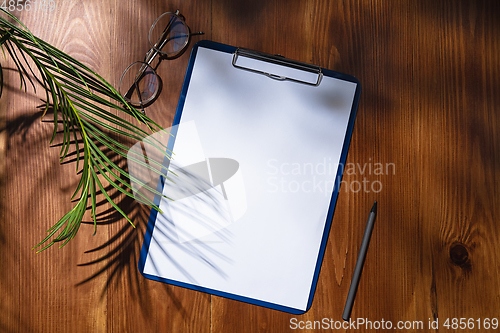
[145,13,205,65]
[122,16,177,101]
[125,31,205,98]
[143,16,176,65]
[135,80,145,114]
[123,33,191,98]
[124,10,205,103]
[135,11,205,80]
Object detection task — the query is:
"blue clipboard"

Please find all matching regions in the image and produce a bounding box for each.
[138,40,361,314]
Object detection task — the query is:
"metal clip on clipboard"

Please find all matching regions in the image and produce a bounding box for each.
[232,48,323,86]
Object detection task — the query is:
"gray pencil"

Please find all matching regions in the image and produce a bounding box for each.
[342,201,377,321]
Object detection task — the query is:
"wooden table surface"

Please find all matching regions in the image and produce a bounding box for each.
[1,1,499,332]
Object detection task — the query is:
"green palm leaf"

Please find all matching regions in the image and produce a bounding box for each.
[0,9,173,251]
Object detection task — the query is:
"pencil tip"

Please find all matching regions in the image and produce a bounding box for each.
[371,201,377,213]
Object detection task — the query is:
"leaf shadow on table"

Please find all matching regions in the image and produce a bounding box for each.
[70,126,230,320]
[0,81,221,320]
[0,106,181,323]
[0,105,65,333]
[53,129,185,318]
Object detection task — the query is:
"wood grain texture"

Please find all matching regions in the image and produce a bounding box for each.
[413,0,500,327]
[1,0,499,332]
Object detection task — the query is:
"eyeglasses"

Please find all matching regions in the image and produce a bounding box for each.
[119,10,204,112]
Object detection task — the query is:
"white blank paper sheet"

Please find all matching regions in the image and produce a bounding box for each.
[139,41,359,313]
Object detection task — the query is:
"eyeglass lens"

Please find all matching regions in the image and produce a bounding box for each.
[119,62,159,106]
[149,12,189,57]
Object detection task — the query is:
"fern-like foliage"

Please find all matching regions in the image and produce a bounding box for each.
[0,9,170,251]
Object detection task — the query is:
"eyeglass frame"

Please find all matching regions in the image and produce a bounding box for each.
[120,10,204,112]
